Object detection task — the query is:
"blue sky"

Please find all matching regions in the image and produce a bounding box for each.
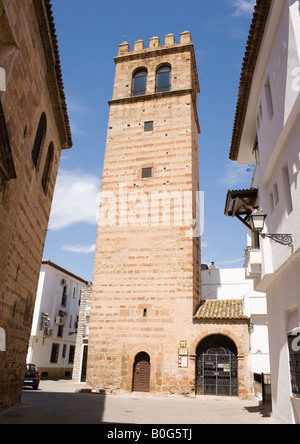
[43,0,256,282]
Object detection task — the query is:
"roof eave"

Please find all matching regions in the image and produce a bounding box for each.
[33,0,72,150]
[229,0,272,161]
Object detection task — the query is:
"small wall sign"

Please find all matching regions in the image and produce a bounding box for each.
[178,356,188,368]
[178,341,189,367]
[179,340,188,356]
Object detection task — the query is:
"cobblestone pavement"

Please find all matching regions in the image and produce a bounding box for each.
[0,380,277,425]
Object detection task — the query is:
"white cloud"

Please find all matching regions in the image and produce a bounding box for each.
[62,244,96,254]
[66,98,97,139]
[69,120,97,139]
[230,0,255,16]
[67,100,92,115]
[217,160,252,188]
[48,169,100,230]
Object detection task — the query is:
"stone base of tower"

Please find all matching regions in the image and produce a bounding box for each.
[86,317,252,399]
[86,344,196,396]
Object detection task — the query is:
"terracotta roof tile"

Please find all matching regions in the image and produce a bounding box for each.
[194,300,249,321]
[229,0,272,160]
[33,0,72,149]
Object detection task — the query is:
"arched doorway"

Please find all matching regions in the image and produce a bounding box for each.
[132,352,151,392]
[196,335,238,396]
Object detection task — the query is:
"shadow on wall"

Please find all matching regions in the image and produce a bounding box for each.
[200,263,222,301]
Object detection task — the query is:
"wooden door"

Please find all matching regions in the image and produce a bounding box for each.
[132,352,150,392]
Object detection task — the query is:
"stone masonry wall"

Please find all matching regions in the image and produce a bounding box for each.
[0,0,68,409]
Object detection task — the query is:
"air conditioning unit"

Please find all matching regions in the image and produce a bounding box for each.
[55,316,65,326]
[61,279,67,286]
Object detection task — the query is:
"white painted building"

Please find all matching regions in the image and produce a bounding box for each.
[202,265,270,387]
[226,0,300,424]
[27,260,87,380]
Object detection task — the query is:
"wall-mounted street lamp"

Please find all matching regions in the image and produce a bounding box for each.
[249,207,293,250]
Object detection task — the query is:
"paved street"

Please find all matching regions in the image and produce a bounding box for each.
[0,380,277,425]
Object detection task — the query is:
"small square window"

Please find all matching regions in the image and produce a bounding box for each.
[142,167,152,179]
[144,121,153,131]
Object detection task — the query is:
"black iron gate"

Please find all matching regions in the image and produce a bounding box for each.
[196,336,238,396]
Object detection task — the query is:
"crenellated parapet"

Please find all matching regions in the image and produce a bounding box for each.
[118,32,192,56]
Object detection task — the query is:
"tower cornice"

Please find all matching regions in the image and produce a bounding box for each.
[108,88,200,134]
[108,88,193,105]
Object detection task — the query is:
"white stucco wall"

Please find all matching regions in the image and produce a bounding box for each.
[201,266,270,374]
[267,256,300,424]
[236,0,300,424]
[27,263,86,376]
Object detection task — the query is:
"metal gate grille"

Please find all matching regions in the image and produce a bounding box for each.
[132,352,150,392]
[196,337,238,396]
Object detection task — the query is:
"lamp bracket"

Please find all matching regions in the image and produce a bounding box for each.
[260,233,293,248]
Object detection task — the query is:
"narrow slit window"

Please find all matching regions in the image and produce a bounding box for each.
[273,183,279,207]
[264,77,274,119]
[41,142,54,193]
[32,113,47,169]
[0,100,16,182]
[142,167,152,179]
[269,192,274,213]
[282,164,293,215]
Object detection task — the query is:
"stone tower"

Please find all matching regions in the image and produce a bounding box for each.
[87,32,201,394]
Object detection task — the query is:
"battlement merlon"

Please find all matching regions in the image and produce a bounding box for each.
[118,31,191,54]
[115,31,200,95]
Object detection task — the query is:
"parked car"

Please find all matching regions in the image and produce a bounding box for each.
[24,364,40,390]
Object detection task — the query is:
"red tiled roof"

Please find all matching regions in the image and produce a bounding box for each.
[194,300,249,321]
[33,0,72,149]
[229,0,272,161]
